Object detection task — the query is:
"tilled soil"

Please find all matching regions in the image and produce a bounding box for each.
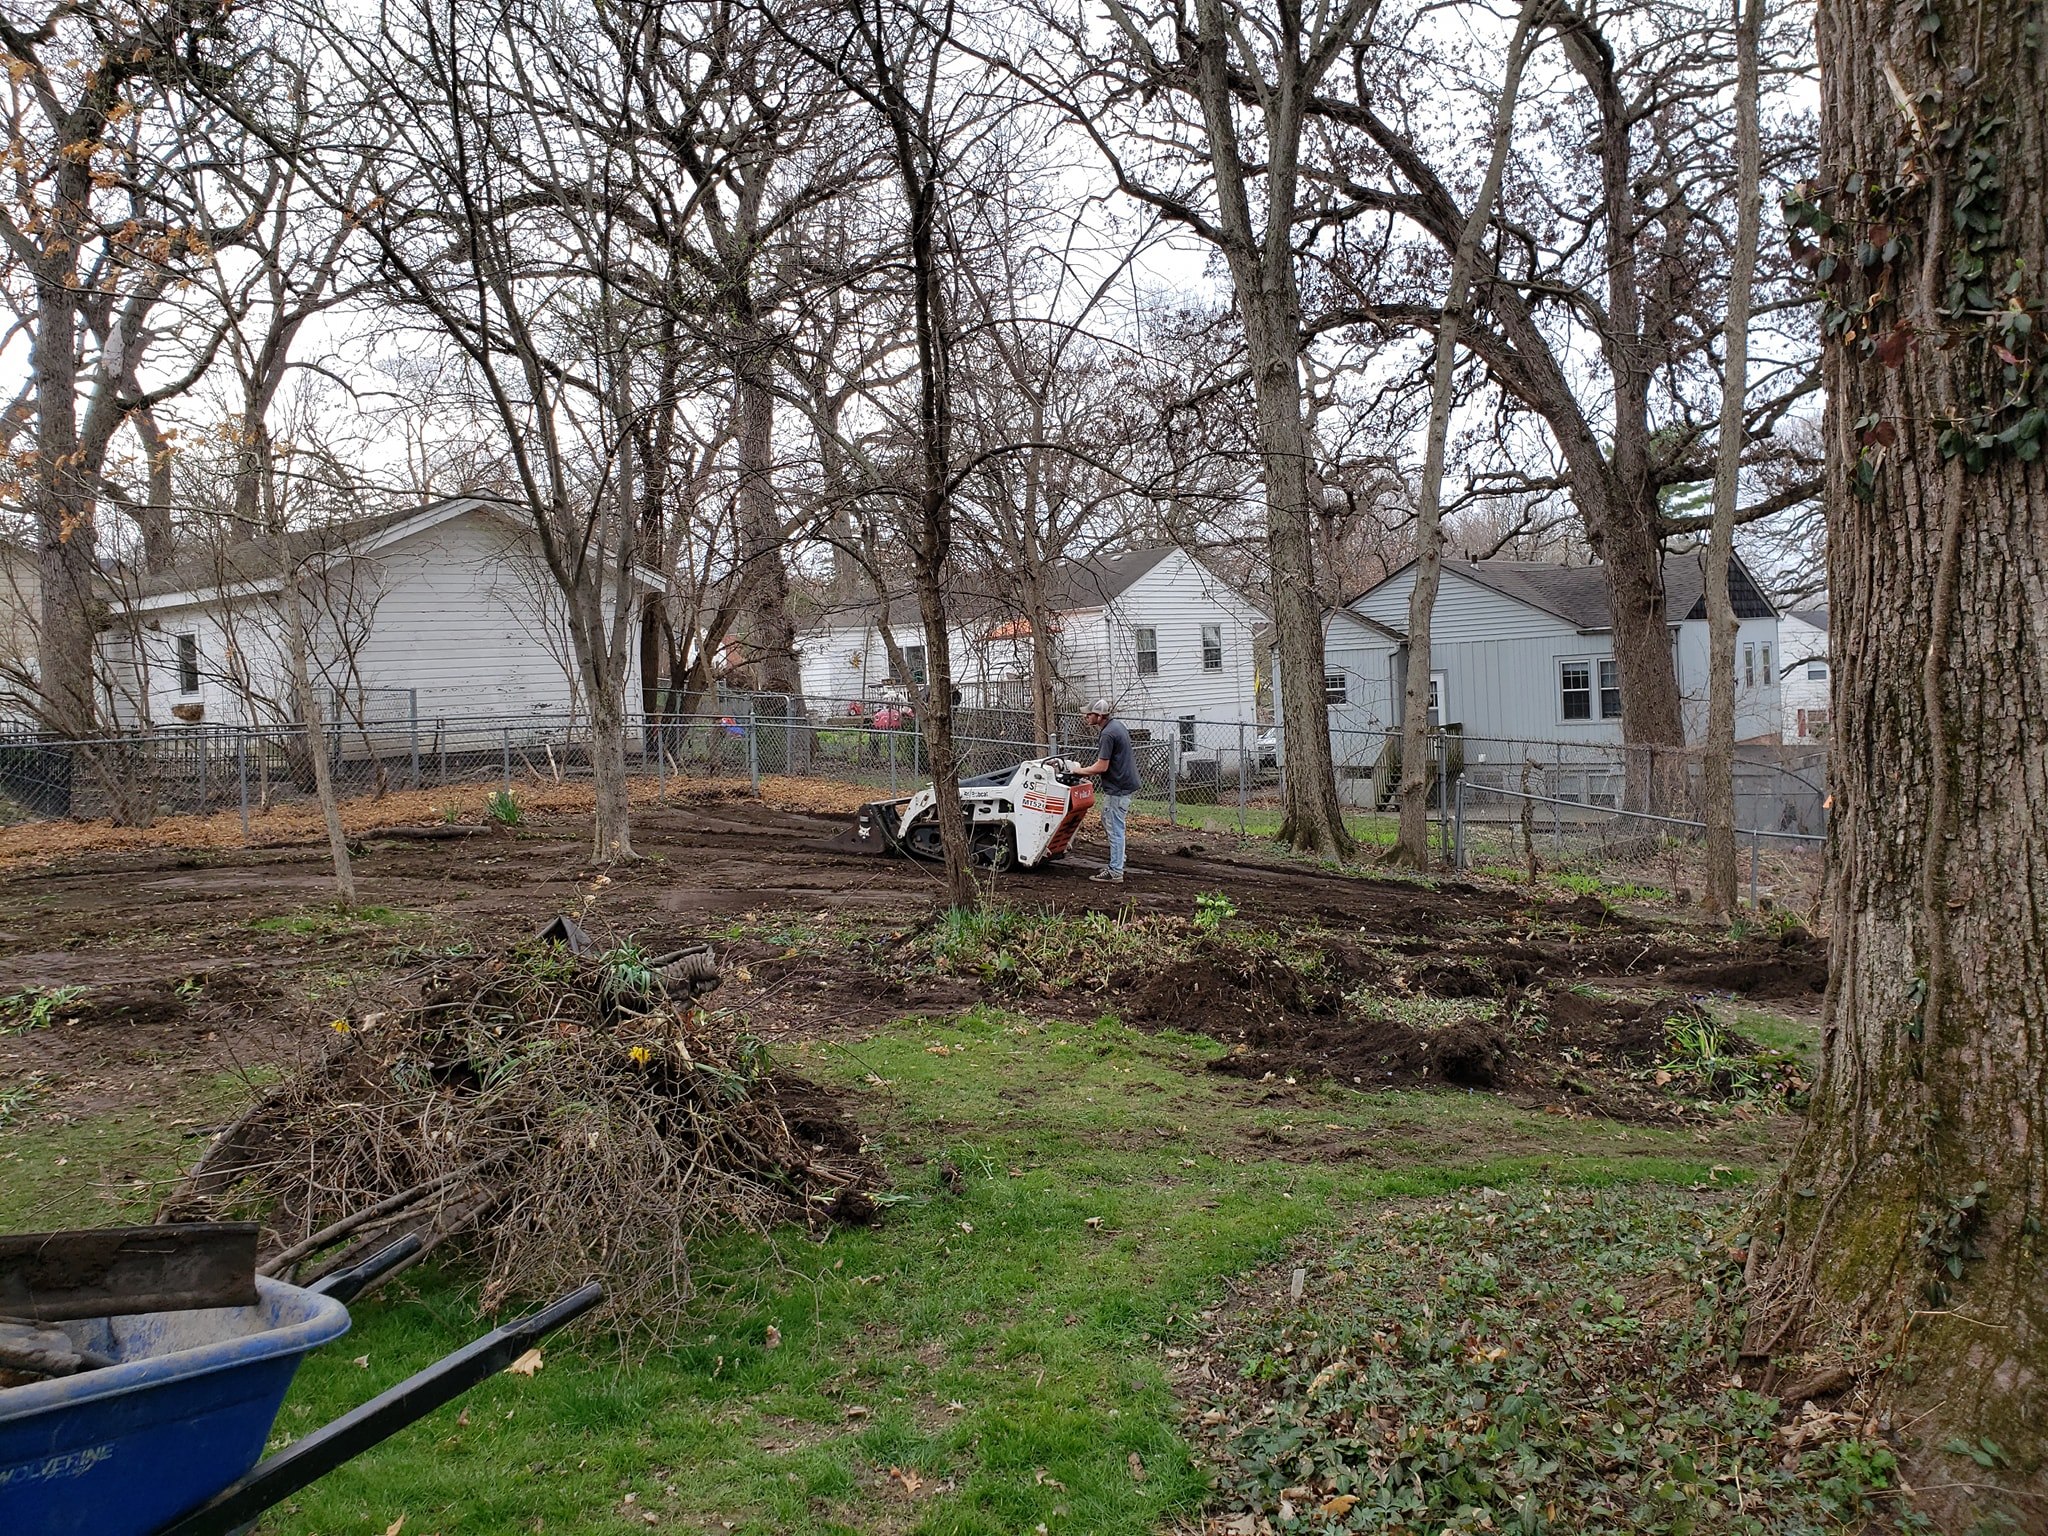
[0,795,1823,1124]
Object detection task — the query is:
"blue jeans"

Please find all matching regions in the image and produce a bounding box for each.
[1100,792,1132,873]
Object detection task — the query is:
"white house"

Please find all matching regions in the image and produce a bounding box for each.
[1778,607,1831,742]
[1312,552,1784,753]
[99,497,660,731]
[796,545,1268,747]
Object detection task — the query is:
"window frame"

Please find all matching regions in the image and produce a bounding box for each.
[1807,660,1829,681]
[1558,656,1621,723]
[1324,670,1348,705]
[1559,658,1593,722]
[1198,622,1223,672]
[1177,715,1196,752]
[1597,658,1622,721]
[1742,643,1756,688]
[899,644,928,688]
[175,633,200,696]
[1134,626,1159,677]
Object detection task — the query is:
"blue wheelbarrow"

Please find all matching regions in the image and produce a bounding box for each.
[0,1235,602,1536]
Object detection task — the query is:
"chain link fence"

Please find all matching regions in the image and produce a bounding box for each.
[0,695,1827,911]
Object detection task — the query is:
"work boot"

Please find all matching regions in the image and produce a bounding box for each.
[1090,868,1124,883]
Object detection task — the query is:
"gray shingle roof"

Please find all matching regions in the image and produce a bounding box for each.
[1437,553,1776,629]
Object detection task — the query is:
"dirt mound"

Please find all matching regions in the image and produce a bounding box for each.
[1123,947,1339,1038]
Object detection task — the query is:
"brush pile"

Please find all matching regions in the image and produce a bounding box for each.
[164,942,880,1326]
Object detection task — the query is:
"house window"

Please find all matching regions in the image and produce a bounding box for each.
[1560,660,1592,721]
[1743,644,1755,687]
[175,634,200,695]
[1135,627,1159,676]
[1325,671,1348,705]
[1761,643,1773,682]
[1200,623,1223,672]
[900,645,927,687]
[1805,708,1830,739]
[1598,659,1621,720]
[1426,674,1444,729]
[1808,660,1829,681]
[1178,715,1196,752]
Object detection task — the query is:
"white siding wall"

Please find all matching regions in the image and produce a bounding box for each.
[1776,615,1831,741]
[107,508,642,730]
[1335,566,1784,747]
[1074,551,1264,728]
[1673,614,1785,743]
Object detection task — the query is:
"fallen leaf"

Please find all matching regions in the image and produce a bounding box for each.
[763,1324,782,1350]
[844,1404,869,1419]
[888,1465,925,1496]
[1084,1216,1103,1229]
[504,1348,544,1377]
[1033,1468,1065,1490]
[1320,1494,1359,1518]
[352,1354,370,1369]
[958,1221,974,1234]
[1128,1451,1147,1483]
[456,1407,469,1427]
[945,1400,966,1413]
[385,1519,406,1536]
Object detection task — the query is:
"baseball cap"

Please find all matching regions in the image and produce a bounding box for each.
[1086,698,1112,716]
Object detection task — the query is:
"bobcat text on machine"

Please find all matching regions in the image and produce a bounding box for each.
[855,757,1095,871]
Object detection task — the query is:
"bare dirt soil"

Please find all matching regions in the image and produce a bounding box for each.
[0,793,1824,1128]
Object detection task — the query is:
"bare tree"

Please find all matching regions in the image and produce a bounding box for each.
[1010,0,1380,857]
[0,0,261,732]
[1391,0,1542,867]
[1701,0,1762,915]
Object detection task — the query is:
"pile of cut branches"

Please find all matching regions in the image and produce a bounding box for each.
[164,943,880,1327]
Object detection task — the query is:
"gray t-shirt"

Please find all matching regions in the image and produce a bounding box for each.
[1097,719,1140,796]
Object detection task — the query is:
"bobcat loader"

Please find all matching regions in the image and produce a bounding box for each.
[855,757,1095,871]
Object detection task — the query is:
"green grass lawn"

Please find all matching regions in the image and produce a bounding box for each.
[0,1006,1808,1535]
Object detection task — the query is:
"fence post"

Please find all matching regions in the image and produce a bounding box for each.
[1236,721,1247,836]
[888,727,898,796]
[438,726,447,789]
[1454,776,1466,871]
[198,730,209,816]
[1436,740,1448,863]
[237,731,250,843]
[409,689,421,790]
[747,703,761,795]
[1749,826,1761,909]
[656,715,667,804]
[1165,736,1177,825]
[501,727,511,796]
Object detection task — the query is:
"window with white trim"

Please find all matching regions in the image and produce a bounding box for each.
[1560,659,1592,721]
[1560,657,1620,721]
[1324,671,1348,704]
[1199,623,1223,671]
[1178,715,1196,751]
[1135,627,1159,676]
[1761,643,1773,683]
[1743,644,1756,687]
[175,634,200,695]
[1807,660,1829,681]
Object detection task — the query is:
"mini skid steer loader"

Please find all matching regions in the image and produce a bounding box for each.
[855,757,1095,871]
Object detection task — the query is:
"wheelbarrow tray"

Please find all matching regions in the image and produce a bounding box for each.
[0,1276,349,1536]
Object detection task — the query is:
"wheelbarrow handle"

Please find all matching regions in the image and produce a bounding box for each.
[305,1234,424,1303]
[154,1281,605,1536]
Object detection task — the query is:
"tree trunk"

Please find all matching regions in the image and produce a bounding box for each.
[31,267,100,739]
[584,668,635,864]
[1394,0,1541,867]
[735,354,799,698]
[1600,496,1689,810]
[1746,3,2048,1516]
[1701,0,1762,916]
[281,547,355,905]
